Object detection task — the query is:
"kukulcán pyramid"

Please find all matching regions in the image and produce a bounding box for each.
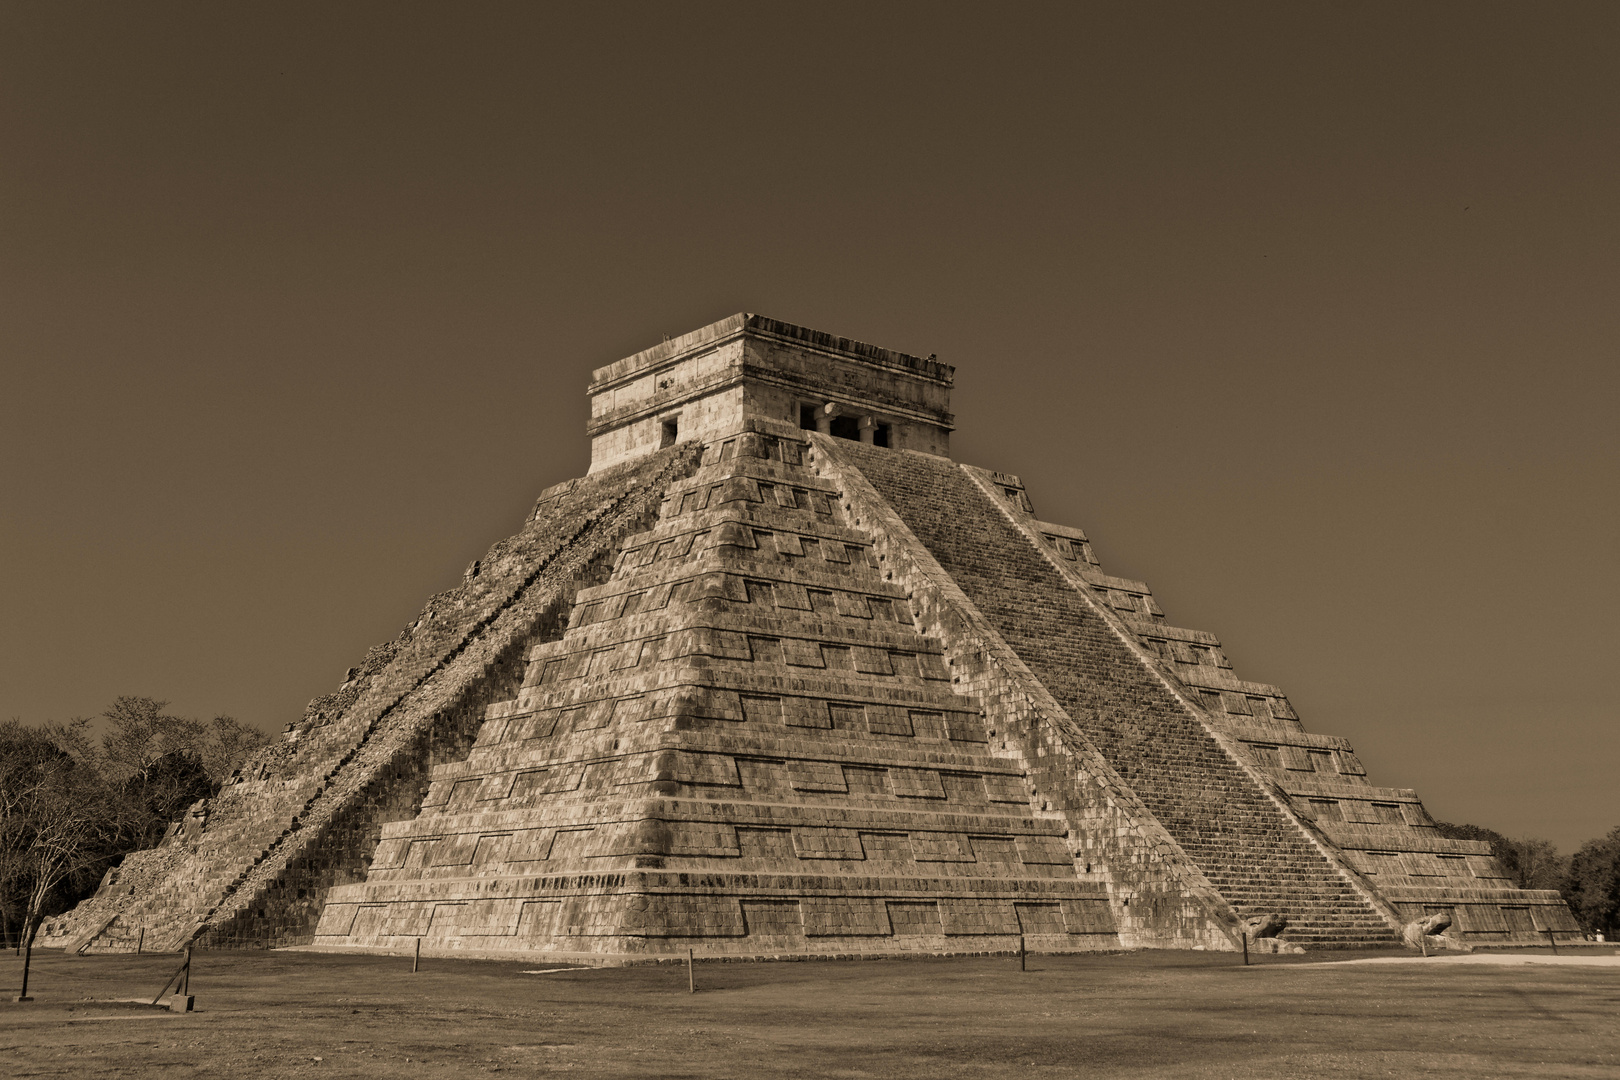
[49,315,1578,959]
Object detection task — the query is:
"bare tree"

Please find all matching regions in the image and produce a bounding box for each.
[0,727,42,948]
[196,715,268,786]
[1508,836,1567,892]
[0,721,98,949]
[99,697,204,776]
[2,721,120,997]
[95,697,267,848]
[1434,821,1568,890]
[17,754,116,936]
[0,701,267,958]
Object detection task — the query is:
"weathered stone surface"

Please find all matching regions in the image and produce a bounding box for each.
[310,420,1113,959]
[1419,911,1453,935]
[1403,910,1473,952]
[48,313,1577,958]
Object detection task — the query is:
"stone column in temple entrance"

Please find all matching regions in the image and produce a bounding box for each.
[817,401,835,434]
[859,415,877,444]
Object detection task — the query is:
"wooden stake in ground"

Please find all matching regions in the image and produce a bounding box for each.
[1019,935,1026,972]
[136,927,145,955]
[413,938,421,973]
[687,948,695,993]
[1241,932,1249,966]
[150,947,193,1006]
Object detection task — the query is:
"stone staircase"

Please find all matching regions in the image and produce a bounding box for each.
[844,443,1401,949]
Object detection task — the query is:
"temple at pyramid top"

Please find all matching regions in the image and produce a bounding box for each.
[587,313,956,471]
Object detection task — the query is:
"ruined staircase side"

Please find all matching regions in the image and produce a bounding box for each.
[51,445,700,953]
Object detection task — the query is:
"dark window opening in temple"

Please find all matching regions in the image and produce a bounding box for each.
[660,417,678,448]
[873,423,891,447]
[799,404,818,430]
[829,415,860,441]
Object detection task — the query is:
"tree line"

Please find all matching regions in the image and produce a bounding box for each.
[0,696,267,950]
[1436,820,1620,938]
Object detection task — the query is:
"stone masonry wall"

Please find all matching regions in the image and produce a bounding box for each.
[313,423,1114,961]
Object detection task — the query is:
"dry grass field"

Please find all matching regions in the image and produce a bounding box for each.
[3,947,1617,1078]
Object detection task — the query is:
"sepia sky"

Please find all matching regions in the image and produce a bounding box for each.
[3,3,1615,851]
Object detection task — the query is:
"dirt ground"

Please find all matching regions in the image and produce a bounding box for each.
[2,946,1617,1078]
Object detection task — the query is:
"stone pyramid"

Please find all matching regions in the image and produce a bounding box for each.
[49,314,1577,959]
